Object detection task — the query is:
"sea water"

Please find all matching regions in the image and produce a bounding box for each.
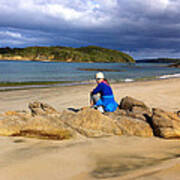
[0,60,180,86]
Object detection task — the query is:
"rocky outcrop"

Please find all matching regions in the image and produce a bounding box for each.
[0,115,74,140]
[0,98,154,140]
[0,104,74,140]
[0,97,179,140]
[105,109,153,137]
[60,108,122,138]
[116,117,153,137]
[60,105,153,138]
[105,109,146,122]
[152,108,180,138]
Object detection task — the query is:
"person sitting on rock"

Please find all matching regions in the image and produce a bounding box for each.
[90,72,118,113]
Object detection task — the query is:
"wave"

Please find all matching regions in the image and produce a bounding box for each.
[124,78,134,82]
[159,73,180,79]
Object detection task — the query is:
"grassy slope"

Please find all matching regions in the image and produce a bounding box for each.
[0,46,135,63]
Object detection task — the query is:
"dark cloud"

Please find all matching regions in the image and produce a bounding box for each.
[0,0,180,59]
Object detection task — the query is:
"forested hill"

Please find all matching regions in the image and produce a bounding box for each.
[0,46,135,63]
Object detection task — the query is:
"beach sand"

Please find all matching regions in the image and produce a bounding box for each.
[0,78,180,180]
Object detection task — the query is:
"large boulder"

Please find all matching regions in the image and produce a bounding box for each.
[120,96,151,113]
[152,108,180,138]
[116,117,153,137]
[105,109,147,122]
[119,96,152,124]
[15,116,74,140]
[0,115,74,140]
[0,103,75,140]
[105,110,153,137]
[60,108,122,138]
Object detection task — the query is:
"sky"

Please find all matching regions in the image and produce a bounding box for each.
[0,0,180,59]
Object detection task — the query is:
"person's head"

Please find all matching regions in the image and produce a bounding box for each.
[95,72,104,84]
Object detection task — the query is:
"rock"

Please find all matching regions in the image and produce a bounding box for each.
[152,108,180,138]
[3,110,28,116]
[29,101,58,116]
[119,96,149,111]
[0,100,155,140]
[119,96,152,119]
[13,116,75,140]
[104,109,127,119]
[116,116,153,137]
[60,108,122,138]
[177,111,180,117]
[131,106,150,115]
[126,111,147,121]
[0,115,27,136]
[104,103,153,137]
[0,110,75,140]
[105,111,153,137]
[168,62,180,68]
[61,107,153,138]
[105,108,147,122]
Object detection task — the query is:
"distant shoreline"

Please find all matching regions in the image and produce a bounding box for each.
[0,58,132,64]
[1,58,180,65]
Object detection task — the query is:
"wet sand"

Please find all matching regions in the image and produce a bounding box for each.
[0,78,180,180]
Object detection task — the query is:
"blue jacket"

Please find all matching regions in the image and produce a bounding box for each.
[91,81,118,112]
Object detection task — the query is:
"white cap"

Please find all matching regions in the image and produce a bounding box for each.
[96,72,104,79]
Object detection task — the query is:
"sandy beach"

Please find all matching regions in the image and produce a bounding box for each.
[0,78,180,113]
[0,78,180,180]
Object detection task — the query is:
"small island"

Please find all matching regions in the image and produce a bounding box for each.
[136,58,180,63]
[136,58,180,68]
[168,62,180,68]
[0,46,135,63]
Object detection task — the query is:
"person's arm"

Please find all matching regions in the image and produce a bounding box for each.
[91,83,103,95]
[90,83,102,106]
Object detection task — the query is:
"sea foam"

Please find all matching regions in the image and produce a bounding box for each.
[159,73,180,79]
[124,78,134,82]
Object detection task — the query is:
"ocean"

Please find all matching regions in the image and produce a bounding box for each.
[0,60,180,89]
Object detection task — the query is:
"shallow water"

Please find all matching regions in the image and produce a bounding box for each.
[0,60,180,84]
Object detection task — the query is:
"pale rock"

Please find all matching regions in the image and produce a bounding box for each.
[152,108,180,138]
[60,108,122,138]
[0,107,75,140]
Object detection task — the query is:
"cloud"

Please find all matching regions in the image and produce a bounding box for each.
[0,0,114,29]
[0,31,22,38]
[129,48,180,60]
[0,0,180,58]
